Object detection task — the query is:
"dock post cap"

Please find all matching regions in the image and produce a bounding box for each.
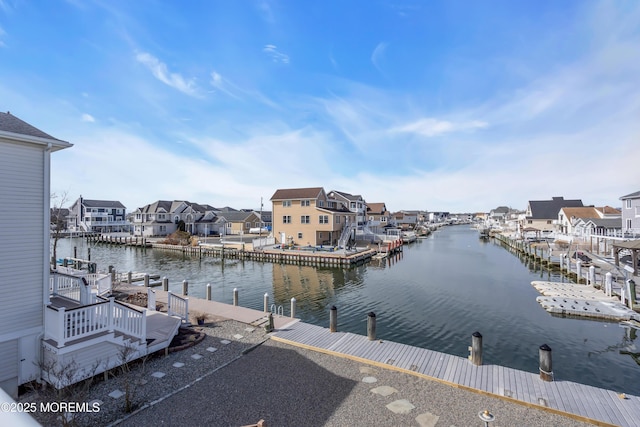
[472,331,482,338]
[368,312,376,317]
[539,343,552,351]
[330,305,337,310]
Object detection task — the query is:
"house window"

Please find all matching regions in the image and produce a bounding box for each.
[318,200,324,207]
[283,216,291,224]
[158,214,165,220]
[381,217,387,222]
[136,213,141,220]
[626,199,632,209]
[627,219,632,229]
[301,215,310,224]
[319,233,323,238]
[319,215,328,224]
[336,216,340,224]
[298,232,303,239]
[547,220,552,224]
[350,202,356,209]
[301,200,310,207]
[283,200,292,207]
[159,225,166,232]
[528,220,532,224]
[245,222,250,229]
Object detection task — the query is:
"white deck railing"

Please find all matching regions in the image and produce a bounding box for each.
[45,297,146,348]
[167,291,189,322]
[84,273,112,296]
[50,272,91,304]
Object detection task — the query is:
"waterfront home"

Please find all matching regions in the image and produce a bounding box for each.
[327,190,367,226]
[270,187,356,247]
[67,196,129,233]
[131,200,221,237]
[428,211,450,223]
[522,196,583,235]
[216,210,262,235]
[391,210,418,230]
[556,206,620,237]
[620,190,640,237]
[574,217,622,238]
[365,202,390,233]
[1,112,181,394]
[0,112,72,397]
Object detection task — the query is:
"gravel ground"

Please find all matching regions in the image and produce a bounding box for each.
[20,319,596,427]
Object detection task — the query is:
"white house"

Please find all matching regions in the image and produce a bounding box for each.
[67,196,129,233]
[621,190,640,237]
[1,112,182,397]
[0,112,72,397]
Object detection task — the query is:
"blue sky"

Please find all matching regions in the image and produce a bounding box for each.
[1,0,639,213]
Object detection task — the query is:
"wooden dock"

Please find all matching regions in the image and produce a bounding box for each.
[272,321,640,427]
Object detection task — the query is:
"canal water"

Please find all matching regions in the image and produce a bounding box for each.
[54,225,640,395]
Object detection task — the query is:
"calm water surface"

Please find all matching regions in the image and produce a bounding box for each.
[55,226,640,395]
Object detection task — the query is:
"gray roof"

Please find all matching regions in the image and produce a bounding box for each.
[329,190,363,201]
[528,197,583,219]
[216,211,256,222]
[621,190,640,200]
[584,218,622,229]
[0,112,59,140]
[83,199,126,209]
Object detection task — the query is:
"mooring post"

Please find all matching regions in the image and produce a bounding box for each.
[127,271,132,284]
[265,312,274,332]
[626,280,636,309]
[291,297,296,318]
[367,312,376,341]
[329,306,338,332]
[233,288,239,306]
[576,259,582,282]
[264,293,269,313]
[559,255,563,271]
[470,331,483,366]
[87,247,91,261]
[74,246,77,258]
[589,265,595,286]
[605,272,612,296]
[162,276,168,292]
[539,344,553,381]
[144,273,149,287]
[182,280,188,296]
[206,283,212,301]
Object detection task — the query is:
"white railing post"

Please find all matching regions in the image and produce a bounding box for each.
[605,272,612,297]
[168,291,173,315]
[589,266,595,286]
[184,298,189,323]
[58,306,66,348]
[264,293,269,313]
[291,297,296,318]
[108,297,115,332]
[576,260,582,282]
[147,288,156,311]
[141,308,147,339]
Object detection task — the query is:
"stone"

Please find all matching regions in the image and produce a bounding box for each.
[415,412,440,427]
[173,362,185,368]
[191,354,203,360]
[220,339,231,345]
[108,390,124,399]
[362,376,378,383]
[233,334,244,339]
[386,399,415,414]
[370,386,397,397]
[206,347,218,352]
[151,371,166,378]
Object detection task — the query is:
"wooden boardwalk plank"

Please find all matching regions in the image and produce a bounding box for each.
[272,321,638,427]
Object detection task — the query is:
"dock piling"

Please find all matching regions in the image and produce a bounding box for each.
[290,297,296,318]
[233,288,238,306]
[127,271,132,284]
[367,312,376,341]
[264,293,269,313]
[470,331,483,366]
[539,344,553,382]
[144,273,149,287]
[182,280,188,296]
[162,277,168,292]
[329,306,338,332]
[206,283,211,301]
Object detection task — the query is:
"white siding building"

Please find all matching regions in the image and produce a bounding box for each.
[0,112,72,397]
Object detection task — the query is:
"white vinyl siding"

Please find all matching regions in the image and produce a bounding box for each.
[0,141,45,335]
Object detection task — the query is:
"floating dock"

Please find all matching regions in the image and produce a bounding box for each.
[531,281,639,321]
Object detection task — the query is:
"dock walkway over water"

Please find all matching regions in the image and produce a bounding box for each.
[272,321,640,427]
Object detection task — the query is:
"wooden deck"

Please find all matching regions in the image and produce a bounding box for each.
[272,321,640,427]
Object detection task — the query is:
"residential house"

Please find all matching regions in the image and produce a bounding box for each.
[557,206,621,236]
[428,212,450,223]
[327,190,367,226]
[0,112,72,397]
[67,196,128,233]
[366,202,390,232]
[270,187,355,246]
[621,190,640,236]
[522,196,583,234]
[392,210,419,230]
[216,210,262,235]
[132,200,222,237]
[489,206,510,224]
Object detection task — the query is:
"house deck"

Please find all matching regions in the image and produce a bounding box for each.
[272,321,640,427]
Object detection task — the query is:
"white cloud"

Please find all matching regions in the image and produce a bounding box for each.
[209,71,241,100]
[135,52,198,96]
[371,42,388,72]
[392,118,488,137]
[81,113,95,122]
[263,44,290,64]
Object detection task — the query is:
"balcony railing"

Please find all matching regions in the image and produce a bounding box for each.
[45,297,146,348]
